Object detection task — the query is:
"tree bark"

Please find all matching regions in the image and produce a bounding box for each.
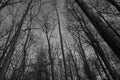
[68,6,119,80]
[74,0,120,59]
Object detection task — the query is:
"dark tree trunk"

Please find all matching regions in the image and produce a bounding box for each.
[46,33,55,80]
[0,25,14,65]
[74,0,120,59]
[17,25,31,80]
[68,60,74,80]
[95,53,111,80]
[77,36,97,80]
[55,6,68,80]
[68,48,81,80]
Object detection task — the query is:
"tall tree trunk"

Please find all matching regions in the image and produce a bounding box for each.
[70,53,81,80]
[77,36,96,80]
[92,5,120,38]
[46,33,55,80]
[0,24,14,65]
[55,6,68,80]
[68,6,96,80]
[95,52,111,80]
[74,0,120,59]
[66,46,81,80]
[0,0,32,80]
[68,60,74,80]
[17,26,31,80]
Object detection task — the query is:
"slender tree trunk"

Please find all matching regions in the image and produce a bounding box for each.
[95,53,111,80]
[0,24,14,66]
[67,47,81,80]
[0,0,32,80]
[46,33,55,80]
[68,60,74,80]
[74,0,120,59]
[77,36,96,80]
[79,17,111,80]
[17,27,31,80]
[68,7,96,80]
[55,6,68,80]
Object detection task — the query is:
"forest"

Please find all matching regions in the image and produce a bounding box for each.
[0,0,120,80]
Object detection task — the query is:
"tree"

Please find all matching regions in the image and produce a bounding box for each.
[66,1,120,79]
[41,10,56,80]
[0,0,33,79]
[64,42,82,80]
[51,0,69,80]
[74,0,120,59]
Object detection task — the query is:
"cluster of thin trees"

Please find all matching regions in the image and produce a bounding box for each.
[0,0,120,80]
